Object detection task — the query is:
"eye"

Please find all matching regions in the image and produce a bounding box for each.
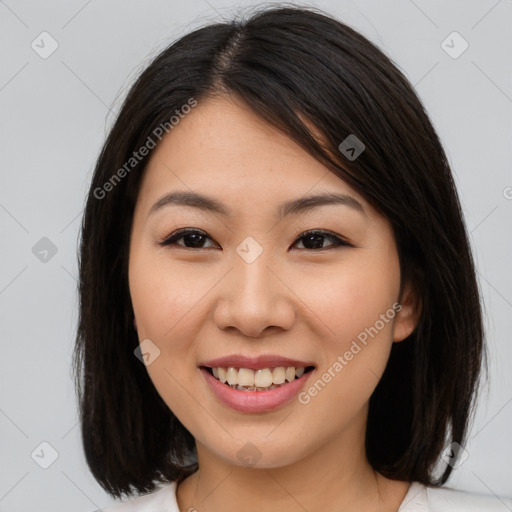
[157,228,218,249]
[292,229,352,250]
[157,228,353,251]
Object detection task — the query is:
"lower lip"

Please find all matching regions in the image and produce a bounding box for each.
[200,367,314,413]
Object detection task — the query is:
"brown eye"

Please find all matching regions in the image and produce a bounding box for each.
[293,230,352,250]
[157,229,218,249]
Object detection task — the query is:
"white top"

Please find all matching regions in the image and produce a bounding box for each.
[96,480,512,511]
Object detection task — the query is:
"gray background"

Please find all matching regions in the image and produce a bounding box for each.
[1,0,511,510]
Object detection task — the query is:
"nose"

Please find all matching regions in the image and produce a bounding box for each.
[213,247,296,338]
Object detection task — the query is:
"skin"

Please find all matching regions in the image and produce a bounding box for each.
[128,94,421,512]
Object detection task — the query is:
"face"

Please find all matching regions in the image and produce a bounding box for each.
[128,94,417,469]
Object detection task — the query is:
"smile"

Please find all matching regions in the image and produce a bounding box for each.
[206,365,314,391]
[199,362,316,413]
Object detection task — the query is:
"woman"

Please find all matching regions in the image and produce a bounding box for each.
[74,5,511,511]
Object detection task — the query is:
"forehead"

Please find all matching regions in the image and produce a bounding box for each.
[136,95,370,217]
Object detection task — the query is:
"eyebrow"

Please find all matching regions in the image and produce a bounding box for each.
[148,191,367,219]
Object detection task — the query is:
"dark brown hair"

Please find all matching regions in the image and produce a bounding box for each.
[73,4,485,499]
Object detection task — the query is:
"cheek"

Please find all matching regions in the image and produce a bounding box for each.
[296,249,401,348]
[129,247,208,341]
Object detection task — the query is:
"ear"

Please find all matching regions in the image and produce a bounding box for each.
[393,280,421,342]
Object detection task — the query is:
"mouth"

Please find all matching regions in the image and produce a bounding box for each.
[200,365,316,392]
[198,356,316,413]
[198,354,317,412]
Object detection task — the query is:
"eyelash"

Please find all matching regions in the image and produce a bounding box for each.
[156,228,353,251]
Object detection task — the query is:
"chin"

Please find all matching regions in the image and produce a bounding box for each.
[209,437,308,469]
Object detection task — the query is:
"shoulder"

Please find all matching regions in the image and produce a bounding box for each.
[426,485,512,511]
[93,481,179,512]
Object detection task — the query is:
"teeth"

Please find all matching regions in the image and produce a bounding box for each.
[238,368,255,387]
[226,367,238,385]
[285,367,295,382]
[218,367,227,383]
[272,366,286,384]
[254,369,273,388]
[232,384,281,391]
[209,366,307,389]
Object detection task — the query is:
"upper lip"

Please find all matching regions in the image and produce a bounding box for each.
[200,354,315,370]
